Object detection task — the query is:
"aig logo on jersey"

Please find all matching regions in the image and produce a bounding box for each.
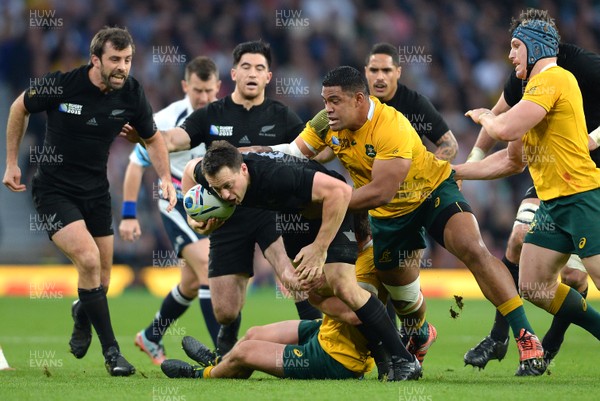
[58,103,82,115]
[209,125,233,137]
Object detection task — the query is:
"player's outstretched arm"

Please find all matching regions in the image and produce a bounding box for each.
[466,93,512,161]
[160,127,192,152]
[118,161,145,242]
[3,92,30,192]
[453,140,526,181]
[466,99,546,142]
[145,131,176,211]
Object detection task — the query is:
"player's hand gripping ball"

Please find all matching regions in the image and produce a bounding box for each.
[183,184,236,222]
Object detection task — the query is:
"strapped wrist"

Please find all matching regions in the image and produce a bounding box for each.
[590,126,600,146]
[466,147,485,162]
[122,201,137,219]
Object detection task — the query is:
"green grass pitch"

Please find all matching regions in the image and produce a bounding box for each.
[0,288,598,401]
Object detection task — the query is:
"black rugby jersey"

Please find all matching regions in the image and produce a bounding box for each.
[194,152,345,213]
[384,82,449,144]
[181,95,303,149]
[503,43,600,165]
[24,65,155,197]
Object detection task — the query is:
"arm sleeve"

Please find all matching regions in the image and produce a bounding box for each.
[22,70,64,113]
[521,74,559,113]
[130,86,156,139]
[180,107,207,149]
[299,109,329,153]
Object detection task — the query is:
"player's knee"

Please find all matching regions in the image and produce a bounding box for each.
[178,282,198,299]
[212,305,240,325]
[384,278,423,315]
[456,242,490,269]
[242,326,262,341]
[561,267,588,291]
[330,280,362,306]
[74,249,101,275]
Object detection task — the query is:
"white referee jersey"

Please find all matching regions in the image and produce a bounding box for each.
[129,96,207,199]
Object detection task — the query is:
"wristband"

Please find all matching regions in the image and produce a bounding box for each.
[590,126,600,146]
[122,201,137,219]
[466,147,485,162]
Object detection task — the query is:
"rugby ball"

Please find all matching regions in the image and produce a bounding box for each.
[183,184,236,222]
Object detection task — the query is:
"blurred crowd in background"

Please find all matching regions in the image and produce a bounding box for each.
[2,0,600,275]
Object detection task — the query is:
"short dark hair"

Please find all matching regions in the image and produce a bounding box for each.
[185,56,219,82]
[322,66,369,95]
[201,141,243,177]
[232,40,271,68]
[90,26,135,59]
[366,42,399,66]
[509,8,560,38]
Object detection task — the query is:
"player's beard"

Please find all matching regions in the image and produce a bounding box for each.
[100,65,128,91]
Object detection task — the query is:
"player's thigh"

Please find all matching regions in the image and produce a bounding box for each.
[209,209,277,279]
[52,220,100,270]
[244,320,301,344]
[180,238,210,285]
[520,243,569,291]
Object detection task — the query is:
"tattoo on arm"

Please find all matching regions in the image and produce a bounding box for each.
[434,131,458,162]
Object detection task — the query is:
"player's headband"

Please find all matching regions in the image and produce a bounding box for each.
[512,20,559,75]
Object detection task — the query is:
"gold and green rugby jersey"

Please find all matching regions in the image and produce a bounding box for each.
[522,66,600,200]
[317,314,374,374]
[300,96,451,218]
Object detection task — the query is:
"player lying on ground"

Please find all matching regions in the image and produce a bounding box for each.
[161,241,383,380]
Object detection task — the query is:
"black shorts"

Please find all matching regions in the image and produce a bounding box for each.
[279,212,357,264]
[208,207,280,278]
[31,181,113,239]
[522,185,538,201]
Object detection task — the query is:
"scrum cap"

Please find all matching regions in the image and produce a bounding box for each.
[512,20,559,75]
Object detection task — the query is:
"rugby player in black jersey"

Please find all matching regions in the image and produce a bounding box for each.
[177,141,423,381]
[122,40,323,356]
[2,27,176,376]
[364,42,458,162]
[463,10,600,372]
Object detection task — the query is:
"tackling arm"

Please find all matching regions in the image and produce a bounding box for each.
[465,100,547,142]
[467,93,512,161]
[453,139,526,181]
[348,157,411,212]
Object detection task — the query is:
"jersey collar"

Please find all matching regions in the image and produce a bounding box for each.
[367,98,375,121]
